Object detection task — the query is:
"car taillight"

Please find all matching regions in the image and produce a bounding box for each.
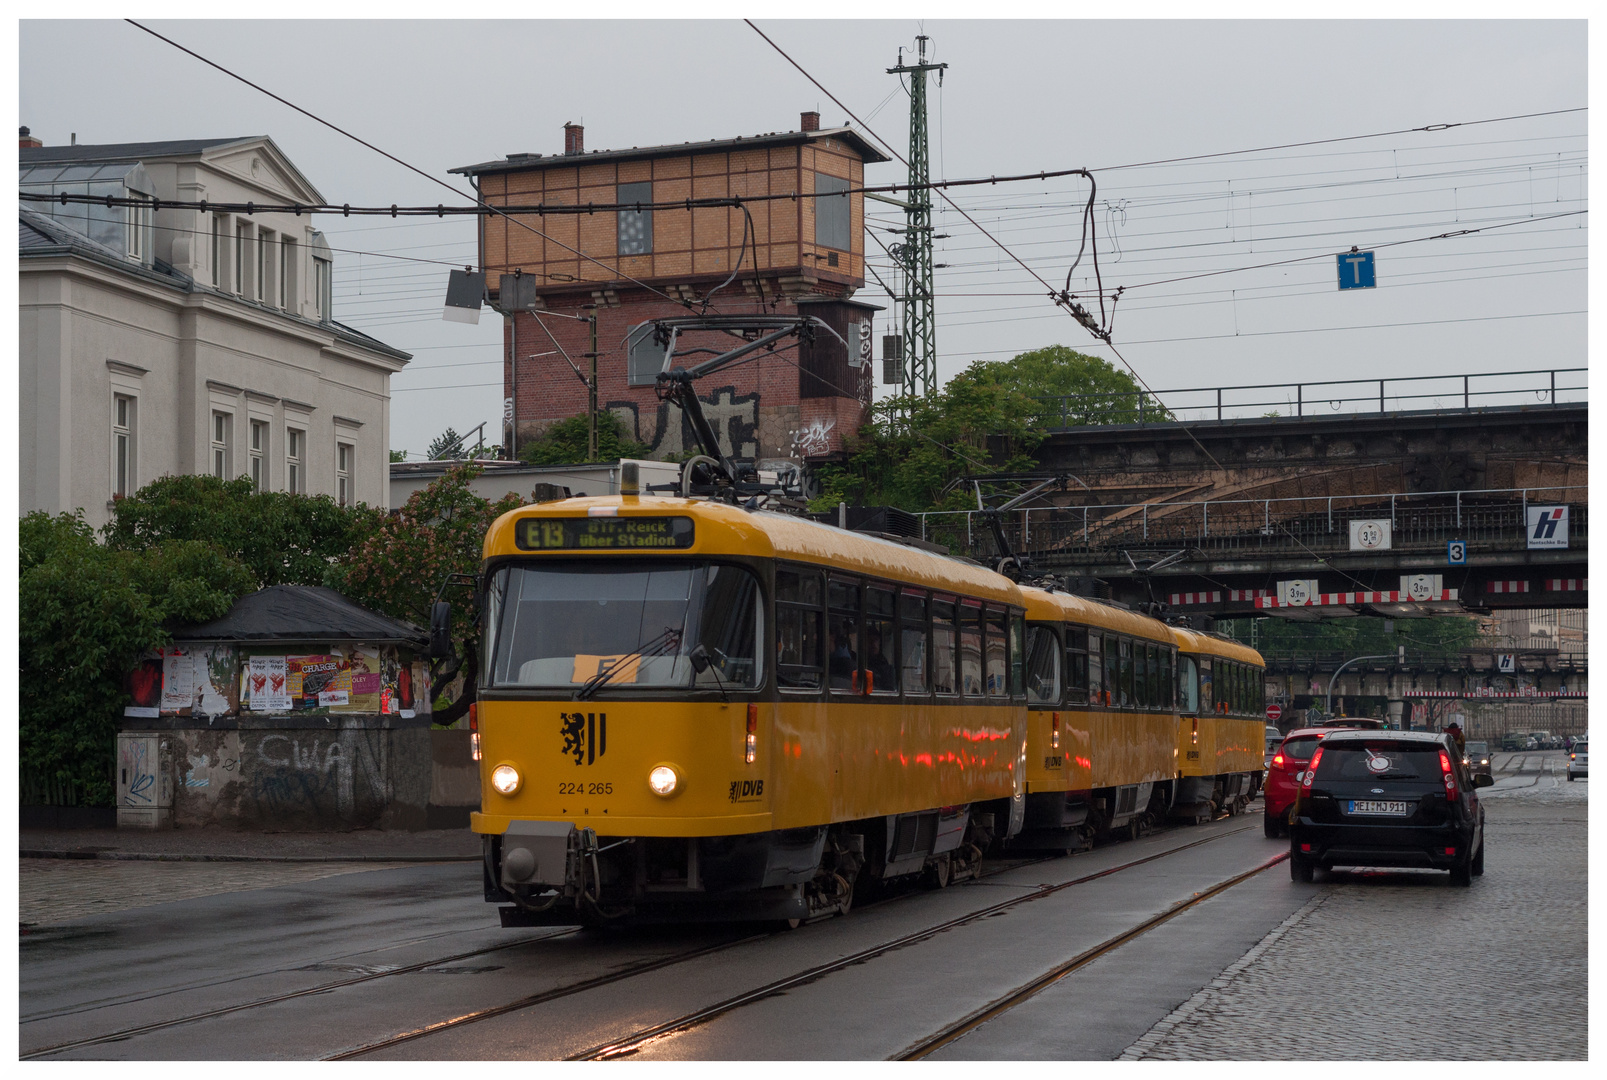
[1302,746,1323,789]
[1439,749,1457,801]
[1272,753,1285,769]
[470,703,480,762]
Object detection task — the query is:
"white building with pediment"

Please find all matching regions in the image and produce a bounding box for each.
[19,128,411,531]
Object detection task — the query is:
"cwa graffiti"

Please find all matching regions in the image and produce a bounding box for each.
[246,727,390,821]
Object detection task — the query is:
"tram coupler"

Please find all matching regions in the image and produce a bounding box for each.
[498,820,587,895]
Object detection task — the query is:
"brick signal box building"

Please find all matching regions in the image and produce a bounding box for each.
[451,114,888,468]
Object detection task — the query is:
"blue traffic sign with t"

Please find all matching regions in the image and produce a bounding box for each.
[1337,250,1376,289]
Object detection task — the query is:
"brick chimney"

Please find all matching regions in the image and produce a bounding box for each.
[800,111,821,133]
[563,122,583,155]
[20,125,42,149]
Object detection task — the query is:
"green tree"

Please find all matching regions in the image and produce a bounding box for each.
[327,463,525,724]
[103,474,384,587]
[390,448,408,463]
[427,427,466,460]
[518,411,650,466]
[811,345,1156,514]
[20,511,256,805]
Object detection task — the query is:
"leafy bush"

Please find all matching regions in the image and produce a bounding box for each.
[518,411,649,466]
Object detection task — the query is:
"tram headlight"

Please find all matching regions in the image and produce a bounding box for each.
[648,765,679,797]
[490,764,521,796]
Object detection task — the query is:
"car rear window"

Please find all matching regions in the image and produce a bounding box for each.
[1574,743,1588,754]
[1280,736,1321,760]
[1314,743,1444,781]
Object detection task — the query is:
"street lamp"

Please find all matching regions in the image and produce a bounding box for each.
[1325,652,1403,722]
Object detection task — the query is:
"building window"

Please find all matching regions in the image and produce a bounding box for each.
[249,419,268,489]
[211,214,225,289]
[314,257,331,322]
[257,228,274,304]
[814,172,851,252]
[112,394,136,498]
[336,442,353,506]
[617,181,653,256]
[211,412,232,479]
[626,322,664,387]
[236,222,250,297]
[281,237,297,313]
[286,428,303,493]
[126,193,150,261]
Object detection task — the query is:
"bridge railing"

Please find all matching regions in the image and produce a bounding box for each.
[1038,367,1587,428]
[919,485,1588,561]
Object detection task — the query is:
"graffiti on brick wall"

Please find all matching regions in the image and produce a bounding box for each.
[790,417,837,457]
[247,727,389,820]
[609,386,759,460]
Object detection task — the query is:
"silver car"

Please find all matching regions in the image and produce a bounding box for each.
[1567,741,1588,781]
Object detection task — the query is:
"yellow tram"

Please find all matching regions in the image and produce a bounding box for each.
[469,493,1030,925]
[1170,626,1267,821]
[1016,586,1182,848]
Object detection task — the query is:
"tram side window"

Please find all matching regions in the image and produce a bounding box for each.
[1009,613,1026,697]
[1159,647,1174,710]
[1145,642,1160,709]
[1178,655,1199,714]
[1065,626,1088,703]
[900,589,929,694]
[984,606,1008,698]
[959,599,984,696]
[827,578,861,693]
[1198,657,1214,713]
[1104,632,1119,707]
[776,567,823,690]
[1025,625,1060,705]
[696,566,762,687]
[931,594,958,695]
[1232,662,1243,715]
[1255,668,1265,714]
[865,585,898,694]
[1117,637,1134,708]
[1087,630,1103,706]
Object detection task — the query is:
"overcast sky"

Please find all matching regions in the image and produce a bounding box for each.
[17,18,1589,457]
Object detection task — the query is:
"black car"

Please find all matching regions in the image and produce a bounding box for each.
[1461,741,1493,782]
[1289,730,1491,886]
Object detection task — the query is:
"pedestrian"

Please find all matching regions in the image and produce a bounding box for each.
[1446,721,1466,753]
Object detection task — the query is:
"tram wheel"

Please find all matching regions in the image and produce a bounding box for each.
[924,855,951,890]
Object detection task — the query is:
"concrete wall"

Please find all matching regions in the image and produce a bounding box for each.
[117,721,481,831]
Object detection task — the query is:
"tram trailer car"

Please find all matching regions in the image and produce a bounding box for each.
[1170,627,1266,822]
[1015,587,1184,850]
[469,496,1032,927]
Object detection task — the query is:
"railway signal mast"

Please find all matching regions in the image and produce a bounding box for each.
[887,36,946,400]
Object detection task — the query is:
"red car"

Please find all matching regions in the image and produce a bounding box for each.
[1264,728,1330,838]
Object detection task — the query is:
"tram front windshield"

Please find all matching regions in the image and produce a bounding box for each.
[485,561,762,690]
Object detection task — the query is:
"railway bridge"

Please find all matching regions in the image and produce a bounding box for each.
[924,368,1586,619]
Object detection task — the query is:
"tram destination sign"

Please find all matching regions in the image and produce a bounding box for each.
[516,516,695,551]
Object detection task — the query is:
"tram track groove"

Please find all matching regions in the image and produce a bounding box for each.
[564,823,1255,1061]
[895,849,1290,1060]
[19,930,575,1059]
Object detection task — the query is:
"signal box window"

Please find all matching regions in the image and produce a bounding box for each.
[931,595,958,695]
[776,567,824,690]
[814,172,851,252]
[617,181,653,256]
[899,589,929,694]
[827,578,861,693]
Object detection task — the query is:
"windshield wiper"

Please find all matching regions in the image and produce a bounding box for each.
[573,627,682,701]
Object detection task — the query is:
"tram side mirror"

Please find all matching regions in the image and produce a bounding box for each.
[688,644,711,674]
[429,602,453,660]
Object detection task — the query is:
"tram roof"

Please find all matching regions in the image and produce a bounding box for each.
[484,496,1025,607]
[1019,586,1177,641]
[1171,624,1265,667]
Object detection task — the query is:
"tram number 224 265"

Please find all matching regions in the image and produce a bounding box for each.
[558,782,614,796]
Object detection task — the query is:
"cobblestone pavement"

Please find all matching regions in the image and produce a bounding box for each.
[1122,778,1586,1059]
[19,859,414,929]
